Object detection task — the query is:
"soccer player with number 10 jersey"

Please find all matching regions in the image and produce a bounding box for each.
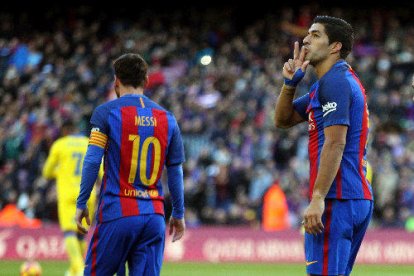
[75,53,185,276]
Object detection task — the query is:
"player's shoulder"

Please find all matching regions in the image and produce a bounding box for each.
[144,97,177,118]
[90,99,119,125]
[49,136,69,152]
[60,135,89,146]
[319,64,353,95]
[142,96,167,111]
[51,136,67,147]
[94,99,117,113]
[73,135,89,143]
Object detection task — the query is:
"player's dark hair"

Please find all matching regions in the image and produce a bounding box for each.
[113,53,148,88]
[61,119,76,135]
[62,119,75,129]
[313,15,354,59]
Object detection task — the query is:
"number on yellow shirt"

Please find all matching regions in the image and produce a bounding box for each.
[72,152,83,176]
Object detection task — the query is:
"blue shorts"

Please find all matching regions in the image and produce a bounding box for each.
[84,214,166,276]
[305,199,373,276]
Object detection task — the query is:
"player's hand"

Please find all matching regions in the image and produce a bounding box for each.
[75,207,90,235]
[169,217,185,242]
[302,198,325,235]
[283,41,310,87]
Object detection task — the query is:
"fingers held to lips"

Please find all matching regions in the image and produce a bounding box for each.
[284,62,294,73]
[293,41,299,60]
[299,46,306,61]
[288,58,294,68]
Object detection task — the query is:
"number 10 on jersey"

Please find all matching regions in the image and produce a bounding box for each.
[128,134,161,186]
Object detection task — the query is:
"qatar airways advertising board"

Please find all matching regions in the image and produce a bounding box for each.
[0,226,413,264]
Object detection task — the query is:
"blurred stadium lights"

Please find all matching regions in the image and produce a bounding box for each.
[200,55,212,66]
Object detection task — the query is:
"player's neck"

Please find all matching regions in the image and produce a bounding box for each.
[118,86,144,97]
[314,57,341,79]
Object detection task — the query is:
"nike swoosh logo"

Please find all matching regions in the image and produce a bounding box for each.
[306,261,318,266]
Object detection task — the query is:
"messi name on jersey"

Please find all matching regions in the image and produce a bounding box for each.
[135,116,157,127]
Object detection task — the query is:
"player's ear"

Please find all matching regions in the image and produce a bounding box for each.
[330,42,342,55]
[144,75,149,88]
[114,76,120,87]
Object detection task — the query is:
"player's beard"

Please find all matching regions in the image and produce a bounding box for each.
[307,46,331,67]
[307,52,324,67]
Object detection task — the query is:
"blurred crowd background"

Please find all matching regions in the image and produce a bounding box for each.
[1,2,414,231]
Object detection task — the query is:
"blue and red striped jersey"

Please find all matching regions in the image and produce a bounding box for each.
[89,94,185,222]
[293,60,373,200]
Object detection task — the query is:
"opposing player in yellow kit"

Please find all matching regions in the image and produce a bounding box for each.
[43,120,100,276]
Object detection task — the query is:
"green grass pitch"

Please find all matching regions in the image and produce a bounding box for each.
[2,261,414,275]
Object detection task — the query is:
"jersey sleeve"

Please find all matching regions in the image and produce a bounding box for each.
[293,93,310,120]
[90,104,109,135]
[77,128,106,210]
[77,106,109,210]
[166,119,185,166]
[167,164,185,219]
[42,141,60,179]
[319,77,351,128]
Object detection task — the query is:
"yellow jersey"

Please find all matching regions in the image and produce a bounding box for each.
[366,161,373,184]
[43,135,94,201]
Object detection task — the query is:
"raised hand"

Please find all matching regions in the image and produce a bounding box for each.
[283,41,310,87]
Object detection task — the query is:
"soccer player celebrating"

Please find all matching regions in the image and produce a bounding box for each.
[75,53,185,275]
[42,119,98,276]
[274,16,373,275]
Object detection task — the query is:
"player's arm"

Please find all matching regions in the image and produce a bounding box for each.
[303,77,351,235]
[166,120,186,242]
[304,125,347,235]
[76,106,108,234]
[274,85,307,128]
[42,142,59,179]
[75,129,107,234]
[274,41,309,128]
